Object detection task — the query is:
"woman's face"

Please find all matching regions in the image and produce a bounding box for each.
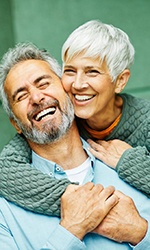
[62,54,118,121]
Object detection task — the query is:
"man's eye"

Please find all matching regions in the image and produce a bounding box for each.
[38,82,49,89]
[17,93,28,101]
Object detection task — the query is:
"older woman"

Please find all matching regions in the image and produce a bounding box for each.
[61,20,150,195]
[0,20,150,217]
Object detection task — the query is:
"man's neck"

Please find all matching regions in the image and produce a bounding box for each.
[28,123,88,170]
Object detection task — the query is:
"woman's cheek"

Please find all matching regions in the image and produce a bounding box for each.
[62,77,71,92]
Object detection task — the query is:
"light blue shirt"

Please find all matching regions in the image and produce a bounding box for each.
[0,139,150,250]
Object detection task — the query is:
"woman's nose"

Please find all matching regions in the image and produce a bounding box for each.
[72,74,88,89]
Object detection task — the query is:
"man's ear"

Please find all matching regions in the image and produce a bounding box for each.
[10,118,22,134]
[115,69,130,93]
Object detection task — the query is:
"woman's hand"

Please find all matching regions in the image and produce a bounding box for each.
[87,139,132,168]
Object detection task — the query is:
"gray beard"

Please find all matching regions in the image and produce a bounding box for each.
[13,95,74,144]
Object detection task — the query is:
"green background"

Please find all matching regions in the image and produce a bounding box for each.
[0,0,150,151]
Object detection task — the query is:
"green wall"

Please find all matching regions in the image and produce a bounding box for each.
[0,0,150,151]
[0,0,14,58]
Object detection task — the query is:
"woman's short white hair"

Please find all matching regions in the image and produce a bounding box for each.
[62,20,135,82]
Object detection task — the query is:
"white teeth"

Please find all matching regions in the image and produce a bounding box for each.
[75,95,93,101]
[35,107,56,121]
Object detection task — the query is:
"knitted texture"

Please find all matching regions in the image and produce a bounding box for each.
[78,93,150,195]
[1,93,150,214]
[0,134,71,216]
[116,147,150,196]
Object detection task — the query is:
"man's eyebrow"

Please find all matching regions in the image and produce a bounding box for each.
[12,87,27,102]
[34,74,52,83]
[12,75,52,101]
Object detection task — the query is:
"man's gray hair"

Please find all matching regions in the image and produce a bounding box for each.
[0,42,61,118]
[62,20,135,82]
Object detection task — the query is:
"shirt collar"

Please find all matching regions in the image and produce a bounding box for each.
[32,137,96,175]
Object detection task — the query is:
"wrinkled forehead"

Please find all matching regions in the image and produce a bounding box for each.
[4,60,62,97]
[5,60,58,84]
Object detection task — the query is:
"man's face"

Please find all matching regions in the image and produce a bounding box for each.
[4,59,74,144]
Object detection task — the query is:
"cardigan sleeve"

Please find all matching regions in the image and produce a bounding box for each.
[116,146,150,197]
[0,134,71,216]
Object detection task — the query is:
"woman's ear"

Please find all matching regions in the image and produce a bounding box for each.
[115,69,130,93]
[10,118,22,134]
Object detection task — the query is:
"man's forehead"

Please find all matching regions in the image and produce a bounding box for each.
[4,60,60,96]
[9,59,54,74]
[5,60,57,84]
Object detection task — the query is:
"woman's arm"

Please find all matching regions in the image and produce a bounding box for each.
[0,134,71,216]
[116,146,150,196]
[88,139,150,196]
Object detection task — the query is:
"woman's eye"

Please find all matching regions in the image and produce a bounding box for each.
[64,69,75,74]
[87,70,100,75]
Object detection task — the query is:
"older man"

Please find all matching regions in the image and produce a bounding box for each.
[0,43,150,250]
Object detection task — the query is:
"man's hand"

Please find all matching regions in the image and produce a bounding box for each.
[87,139,132,168]
[60,183,118,240]
[94,190,148,245]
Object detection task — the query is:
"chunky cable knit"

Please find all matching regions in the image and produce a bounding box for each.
[116,147,150,197]
[0,93,150,215]
[78,93,150,195]
[0,134,71,216]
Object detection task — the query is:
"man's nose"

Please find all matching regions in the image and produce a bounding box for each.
[72,74,88,89]
[29,89,45,104]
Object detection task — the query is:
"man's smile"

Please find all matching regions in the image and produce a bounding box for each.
[34,107,57,121]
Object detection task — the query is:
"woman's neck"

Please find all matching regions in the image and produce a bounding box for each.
[86,95,123,130]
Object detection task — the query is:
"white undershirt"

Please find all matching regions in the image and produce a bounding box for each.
[65,157,91,185]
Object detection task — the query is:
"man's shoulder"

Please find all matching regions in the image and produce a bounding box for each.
[0,196,11,215]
